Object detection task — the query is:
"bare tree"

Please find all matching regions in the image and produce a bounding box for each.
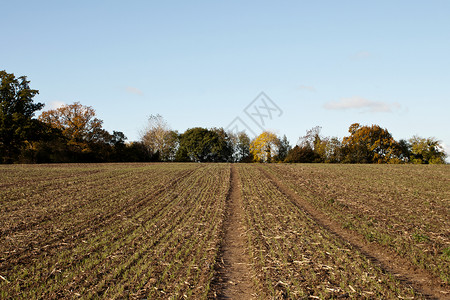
[141,114,178,161]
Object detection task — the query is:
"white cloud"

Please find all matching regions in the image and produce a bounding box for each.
[126,86,144,96]
[48,101,65,110]
[323,96,401,113]
[298,85,316,92]
[352,51,372,60]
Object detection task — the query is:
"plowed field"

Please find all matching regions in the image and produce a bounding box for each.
[0,163,448,299]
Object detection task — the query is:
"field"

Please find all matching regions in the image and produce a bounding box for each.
[0,163,449,299]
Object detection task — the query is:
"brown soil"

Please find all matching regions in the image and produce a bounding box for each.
[257,166,449,300]
[211,164,256,299]
[0,168,197,273]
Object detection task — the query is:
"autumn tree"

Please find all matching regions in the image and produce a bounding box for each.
[250,131,279,162]
[141,114,179,161]
[408,135,446,164]
[341,123,401,163]
[39,102,106,153]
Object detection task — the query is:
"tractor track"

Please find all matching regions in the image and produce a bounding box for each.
[211,164,256,299]
[257,165,448,299]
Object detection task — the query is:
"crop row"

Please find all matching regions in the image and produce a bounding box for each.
[1,164,196,270]
[263,164,450,284]
[237,164,421,299]
[0,163,229,299]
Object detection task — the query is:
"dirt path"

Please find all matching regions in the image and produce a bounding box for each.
[257,166,448,300]
[211,164,255,299]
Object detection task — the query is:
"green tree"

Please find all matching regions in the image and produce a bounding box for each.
[210,127,233,162]
[397,139,411,163]
[284,145,319,163]
[276,134,291,162]
[324,137,343,163]
[238,132,252,162]
[298,126,325,162]
[408,135,446,164]
[176,127,232,162]
[23,123,69,163]
[0,71,44,163]
[230,131,252,162]
[123,141,156,162]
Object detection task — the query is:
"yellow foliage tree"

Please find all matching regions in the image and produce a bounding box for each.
[409,135,446,164]
[250,131,279,162]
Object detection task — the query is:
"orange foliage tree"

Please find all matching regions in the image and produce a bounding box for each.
[342,123,401,163]
[39,102,105,152]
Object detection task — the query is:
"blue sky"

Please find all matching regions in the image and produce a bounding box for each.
[2,1,449,157]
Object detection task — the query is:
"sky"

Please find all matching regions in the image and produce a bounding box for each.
[2,1,450,158]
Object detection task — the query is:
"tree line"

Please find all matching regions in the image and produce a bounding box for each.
[1,70,447,164]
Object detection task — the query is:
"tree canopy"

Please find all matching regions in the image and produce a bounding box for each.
[141,114,178,161]
[1,71,447,164]
[408,135,446,164]
[341,123,401,163]
[233,131,252,162]
[176,127,233,162]
[0,70,44,163]
[250,131,279,162]
[39,102,107,153]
